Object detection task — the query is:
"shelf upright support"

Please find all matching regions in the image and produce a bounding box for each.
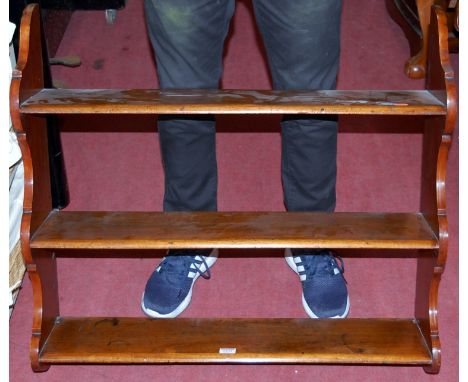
[10,4,58,372]
[416,5,456,374]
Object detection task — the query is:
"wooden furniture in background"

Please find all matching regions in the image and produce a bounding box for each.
[10,3,456,374]
[388,0,459,79]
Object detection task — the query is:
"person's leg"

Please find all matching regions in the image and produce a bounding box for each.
[143,0,235,318]
[253,0,349,318]
[145,0,235,212]
[252,0,341,212]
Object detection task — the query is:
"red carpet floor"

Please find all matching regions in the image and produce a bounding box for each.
[9,0,459,381]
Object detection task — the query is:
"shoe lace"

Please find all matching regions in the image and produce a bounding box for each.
[159,249,212,283]
[295,249,346,280]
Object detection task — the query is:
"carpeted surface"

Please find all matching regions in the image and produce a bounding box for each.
[9,0,458,381]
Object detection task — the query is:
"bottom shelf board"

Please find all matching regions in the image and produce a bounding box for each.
[39,317,432,365]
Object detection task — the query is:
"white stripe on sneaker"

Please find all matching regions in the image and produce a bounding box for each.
[284,248,350,319]
[141,249,218,319]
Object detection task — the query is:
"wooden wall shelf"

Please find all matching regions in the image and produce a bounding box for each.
[10,4,456,374]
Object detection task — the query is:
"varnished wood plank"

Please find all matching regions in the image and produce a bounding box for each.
[10,4,55,372]
[39,317,432,364]
[20,89,446,115]
[416,6,457,374]
[30,211,438,250]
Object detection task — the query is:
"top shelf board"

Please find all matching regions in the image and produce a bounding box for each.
[20,89,446,115]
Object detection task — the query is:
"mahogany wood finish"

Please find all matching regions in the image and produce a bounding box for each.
[388,0,458,79]
[40,318,432,364]
[20,88,446,115]
[10,4,56,372]
[415,5,457,374]
[30,211,438,250]
[10,4,455,373]
[29,251,59,371]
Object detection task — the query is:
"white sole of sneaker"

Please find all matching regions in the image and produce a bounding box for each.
[284,248,350,319]
[141,249,218,319]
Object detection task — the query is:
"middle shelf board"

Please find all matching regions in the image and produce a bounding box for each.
[20,89,446,116]
[30,211,438,250]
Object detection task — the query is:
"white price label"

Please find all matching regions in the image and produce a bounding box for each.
[219,348,237,354]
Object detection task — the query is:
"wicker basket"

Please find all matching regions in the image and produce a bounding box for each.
[9,240,25,317]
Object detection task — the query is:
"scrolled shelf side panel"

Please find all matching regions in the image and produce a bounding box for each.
[417,5,457,374]
[10,4,57,372]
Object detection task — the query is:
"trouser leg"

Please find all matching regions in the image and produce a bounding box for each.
[144,0,235,211]
[252,0,342,212]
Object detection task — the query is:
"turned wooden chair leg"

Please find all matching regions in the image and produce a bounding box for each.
[404,0,433,79]
[386,0,433,79]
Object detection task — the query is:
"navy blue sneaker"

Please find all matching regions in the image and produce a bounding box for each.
[285,249,349,318]
[141,249,218,318]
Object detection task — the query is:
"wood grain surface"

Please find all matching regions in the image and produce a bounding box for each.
[11,2,456,373]
[20,89,446,115]
[30,211,438,250]
[9,4,55,371]
[39,317,432,364]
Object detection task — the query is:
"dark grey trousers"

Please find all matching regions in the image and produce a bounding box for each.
[144,0,342,212]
